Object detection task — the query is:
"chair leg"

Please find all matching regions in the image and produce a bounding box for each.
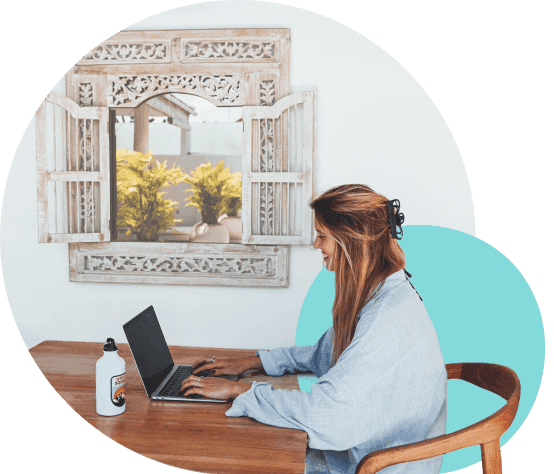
[481,439,502,474]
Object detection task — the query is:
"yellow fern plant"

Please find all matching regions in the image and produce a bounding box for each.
[182,160,242,225]
[220,171,242,217]
[116,149,186,241]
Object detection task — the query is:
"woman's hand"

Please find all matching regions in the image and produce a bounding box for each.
[179,375,250,400]
[191,356,263,376]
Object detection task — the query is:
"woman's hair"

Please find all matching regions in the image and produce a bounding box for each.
[309,184,406,363]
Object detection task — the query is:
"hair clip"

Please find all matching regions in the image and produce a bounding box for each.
[386,199,404,240]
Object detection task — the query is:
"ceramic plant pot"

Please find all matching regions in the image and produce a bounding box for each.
[189,222,230,243]
[218,215,243,241]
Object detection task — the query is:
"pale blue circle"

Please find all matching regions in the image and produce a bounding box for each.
[296,225,544,473]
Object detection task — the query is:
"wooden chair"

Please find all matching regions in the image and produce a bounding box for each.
[356,363,521,474]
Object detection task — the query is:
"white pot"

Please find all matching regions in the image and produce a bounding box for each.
[189,222,230,243]
[218,215,243,241]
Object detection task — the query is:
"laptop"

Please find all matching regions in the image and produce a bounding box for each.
[123,305,239,403]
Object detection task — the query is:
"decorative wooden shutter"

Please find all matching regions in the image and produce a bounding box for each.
[35,91,110,243]
[242,90,316,245]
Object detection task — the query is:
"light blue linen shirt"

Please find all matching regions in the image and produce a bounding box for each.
[226,269,447,474]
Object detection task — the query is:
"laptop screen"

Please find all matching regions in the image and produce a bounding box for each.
[123,306,174,397]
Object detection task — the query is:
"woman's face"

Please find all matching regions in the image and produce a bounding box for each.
[314,220,337,271]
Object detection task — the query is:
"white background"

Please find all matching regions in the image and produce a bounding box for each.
[1,0,477,352]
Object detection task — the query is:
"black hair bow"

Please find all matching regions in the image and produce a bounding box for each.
[386,199,404,240]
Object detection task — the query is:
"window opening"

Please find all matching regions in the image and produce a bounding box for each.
[114,93,243,243]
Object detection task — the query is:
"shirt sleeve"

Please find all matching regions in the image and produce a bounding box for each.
[255,327,334,378]
[227,325,365,451]
[226,291,447,454]
[226,378,359,451]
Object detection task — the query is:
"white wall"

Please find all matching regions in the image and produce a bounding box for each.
[115,122,182,155]
[1,1,474,350]
[114,122,243,155]
[190,123,243,154]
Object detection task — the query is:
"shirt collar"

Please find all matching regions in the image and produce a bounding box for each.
[372,268,407,299]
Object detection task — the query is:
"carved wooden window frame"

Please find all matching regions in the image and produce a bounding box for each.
[36,29,317,288]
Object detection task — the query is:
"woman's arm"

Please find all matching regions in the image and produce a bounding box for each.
[191,355,265,376]
[190,329,332,378]
[227,293,448,453]
[228,336,447,453]
[256,327,333,377]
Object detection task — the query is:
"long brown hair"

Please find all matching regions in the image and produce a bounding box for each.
[310,184,406,363]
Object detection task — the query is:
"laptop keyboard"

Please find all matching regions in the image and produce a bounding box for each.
[158,366,210,397]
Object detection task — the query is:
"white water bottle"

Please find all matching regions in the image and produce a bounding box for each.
[96,338,126,416]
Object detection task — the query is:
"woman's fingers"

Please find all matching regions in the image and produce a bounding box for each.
[208,365,235,375]
[181,378,237,400]
[181,384,202,396]
[191,364,207,374]
[190,357,248,376]
[180,376,202,391]
[192,362,211,374]
[182,387,201,397]
[180,377,219,399]
[192,362,223,374]
[191,356,229,373]
[191,357,212,371]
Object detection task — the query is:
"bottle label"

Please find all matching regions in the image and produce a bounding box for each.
[111,373,126,407]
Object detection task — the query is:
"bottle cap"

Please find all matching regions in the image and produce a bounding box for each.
[104,338,118,352]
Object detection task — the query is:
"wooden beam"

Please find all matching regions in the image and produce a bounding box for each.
[169,118,191,130]
[133,104,150,154]
[147,96,194,127]
[116,96,193,130]
[48,171,101,182]
[160,94,198,116]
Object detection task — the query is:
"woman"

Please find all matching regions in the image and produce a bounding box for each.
[180,184,447,474]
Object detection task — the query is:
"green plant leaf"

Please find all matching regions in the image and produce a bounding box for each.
[116,148,186,241]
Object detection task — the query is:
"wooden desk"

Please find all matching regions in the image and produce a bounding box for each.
[30,341,309,474]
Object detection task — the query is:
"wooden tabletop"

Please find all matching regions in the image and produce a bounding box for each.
[30,341,309,474]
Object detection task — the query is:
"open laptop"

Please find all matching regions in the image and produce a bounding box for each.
[123,305,239,403]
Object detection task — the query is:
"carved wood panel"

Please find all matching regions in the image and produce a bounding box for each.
[61,29,295,287]
[35,92,110,242]
[72,29,290,109]
[78,83,94,106]
[75,81,100,233]
[242,91,315,245]
[79,41,172,64]
[107,75,244,107]
[86,255,272,274]
[69,243,289,287]
[260,80,276,106]
[180,39,279,62]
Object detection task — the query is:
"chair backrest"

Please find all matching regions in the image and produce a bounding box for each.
[356,362,521,474]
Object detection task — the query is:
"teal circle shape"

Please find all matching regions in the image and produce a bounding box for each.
[296,225,545,473]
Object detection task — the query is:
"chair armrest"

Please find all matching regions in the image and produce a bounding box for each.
[355,394,519,474]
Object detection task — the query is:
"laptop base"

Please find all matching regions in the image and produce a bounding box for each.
[151,364,239,403]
